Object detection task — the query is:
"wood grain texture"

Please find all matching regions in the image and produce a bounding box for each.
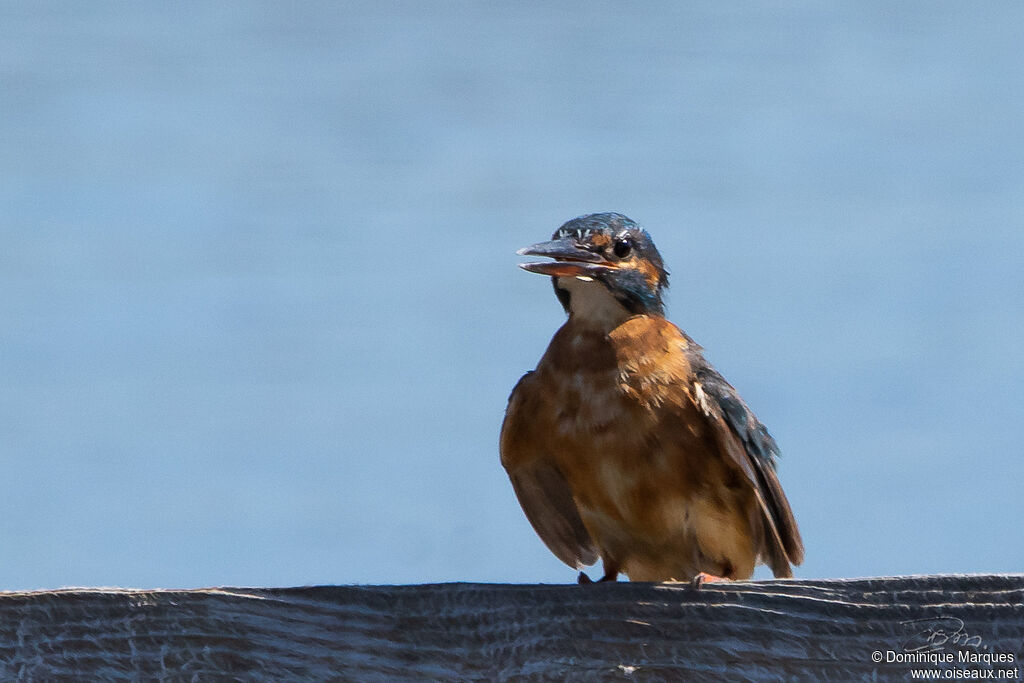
[1,575,1022,681]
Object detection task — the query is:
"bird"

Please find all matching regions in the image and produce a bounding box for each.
[500,212,803,584]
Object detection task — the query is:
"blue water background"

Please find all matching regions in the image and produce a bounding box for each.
[2,2,1022,589]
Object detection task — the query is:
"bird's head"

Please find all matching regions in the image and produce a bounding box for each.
[518,213,669,324]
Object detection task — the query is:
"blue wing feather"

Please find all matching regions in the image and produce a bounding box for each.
[683,340,804,570]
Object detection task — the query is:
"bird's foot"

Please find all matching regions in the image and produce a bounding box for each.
[578,570,619,584]
[691,572,727,589]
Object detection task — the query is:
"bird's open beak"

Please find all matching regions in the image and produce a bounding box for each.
[516,238,616,278]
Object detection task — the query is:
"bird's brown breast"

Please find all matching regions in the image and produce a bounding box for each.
[526,316,757,579]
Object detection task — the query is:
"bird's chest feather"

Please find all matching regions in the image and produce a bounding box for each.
[536,318,714,535]
[539,318,696,440]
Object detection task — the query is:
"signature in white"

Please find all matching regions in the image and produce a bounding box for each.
[900,617,985,653]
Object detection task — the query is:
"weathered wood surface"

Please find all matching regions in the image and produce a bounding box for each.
[1,575,1022,681]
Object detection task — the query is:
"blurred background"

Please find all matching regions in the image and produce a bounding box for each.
[2,2,1022,591]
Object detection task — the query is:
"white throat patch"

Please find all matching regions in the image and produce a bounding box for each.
[557,276,631,329]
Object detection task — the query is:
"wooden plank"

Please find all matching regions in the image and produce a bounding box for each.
[1,575,1022,680]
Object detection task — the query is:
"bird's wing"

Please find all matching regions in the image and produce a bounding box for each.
[500,372,599,569]
[688,354,805,576]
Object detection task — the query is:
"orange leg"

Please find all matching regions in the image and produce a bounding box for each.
[691,572,728,589]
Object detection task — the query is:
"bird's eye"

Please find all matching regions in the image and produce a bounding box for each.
[613,238,632,258]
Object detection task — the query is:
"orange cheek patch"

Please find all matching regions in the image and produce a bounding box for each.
[635,259,663,291]
[589,233,612,249]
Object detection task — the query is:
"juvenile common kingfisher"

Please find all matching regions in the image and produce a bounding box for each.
[500,212,804,583]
